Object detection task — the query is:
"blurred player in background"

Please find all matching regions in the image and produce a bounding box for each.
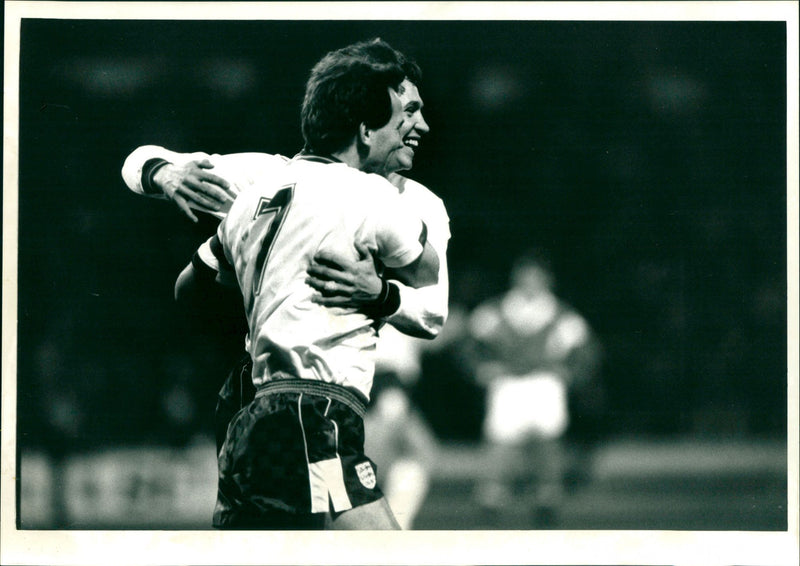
[468,248,602,526]
[365,324,439,529]
[121,39,450,528]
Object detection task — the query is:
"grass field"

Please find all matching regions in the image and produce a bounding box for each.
[413,438,788,531]
[18,436,788,531]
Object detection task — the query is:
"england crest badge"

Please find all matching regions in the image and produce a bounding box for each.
[355,461,376,489]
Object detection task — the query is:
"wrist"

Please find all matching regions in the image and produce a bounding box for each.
[141,158,171,195]
[365,279,401,319]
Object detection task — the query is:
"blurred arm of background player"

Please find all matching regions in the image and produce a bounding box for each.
[121,145,450,338]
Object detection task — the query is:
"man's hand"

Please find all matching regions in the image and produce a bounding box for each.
[153,159,235,222]
[306,243,383,308]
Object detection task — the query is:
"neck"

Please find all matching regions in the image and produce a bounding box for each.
[331,144,364,171]
[332,139,390,175]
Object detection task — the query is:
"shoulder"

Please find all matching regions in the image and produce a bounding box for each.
[468,297,504,339]
[389,174,449,216]
[388,174,450,243]
[549,308,593,353]
[209,152,290,192]
[554,306,591,336]
[389,173,442,201]
[209,152,288,169]
[297,161,389,192]
[338,167,400,198]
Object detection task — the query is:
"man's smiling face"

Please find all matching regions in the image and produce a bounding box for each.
[383,79,430,174]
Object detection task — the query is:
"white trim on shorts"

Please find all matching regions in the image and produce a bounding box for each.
[298,393,354,513]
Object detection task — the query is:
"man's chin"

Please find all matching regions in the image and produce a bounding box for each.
[390,157,414,173]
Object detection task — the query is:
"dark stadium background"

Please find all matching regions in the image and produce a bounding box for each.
[14,18,789,530]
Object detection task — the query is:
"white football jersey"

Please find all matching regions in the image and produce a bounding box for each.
[208,155,425,399]
[121,146,451,338]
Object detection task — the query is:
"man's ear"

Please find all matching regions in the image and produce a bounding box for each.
[358,122,372,147]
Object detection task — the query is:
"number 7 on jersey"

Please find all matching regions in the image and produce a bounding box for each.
[250,184,294,296]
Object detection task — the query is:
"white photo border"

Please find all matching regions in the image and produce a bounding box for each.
[3,2,798,565]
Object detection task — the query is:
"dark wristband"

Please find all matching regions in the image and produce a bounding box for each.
[191,250,218,282]
[366,279,401,319]
[141,158,170,195]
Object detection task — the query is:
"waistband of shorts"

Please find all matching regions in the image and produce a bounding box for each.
[255,379,367,418]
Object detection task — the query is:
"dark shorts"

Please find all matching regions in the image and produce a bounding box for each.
[215,353,255,454]
[213,379,384,529]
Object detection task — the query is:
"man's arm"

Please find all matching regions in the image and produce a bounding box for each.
[174,235,243,326]
[150,160,235,222]
[174,248,238,305]
[383,175,450,338]
[384,226,448,338]
[307,236,437,296]
[121,145,288,222]
[388,239,439,288]
[306,180,450,339]
[122,145,235,221]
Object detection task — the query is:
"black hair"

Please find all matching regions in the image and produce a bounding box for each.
[300,38,418,155]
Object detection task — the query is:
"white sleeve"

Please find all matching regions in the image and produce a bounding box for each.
[383,176,451,339]
[196,236,222,271]
[194,227,237,288]
[121,145,289,198]
[371,186,425,269]
[120,145,212,197]
[386,207,450,338]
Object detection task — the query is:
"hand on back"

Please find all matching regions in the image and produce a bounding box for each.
[306,242,383,308]
[155,159,235,222]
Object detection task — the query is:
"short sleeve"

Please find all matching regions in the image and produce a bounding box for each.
[369,184,425,268]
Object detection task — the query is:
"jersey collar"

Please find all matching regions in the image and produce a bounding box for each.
[291,150,342,165]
